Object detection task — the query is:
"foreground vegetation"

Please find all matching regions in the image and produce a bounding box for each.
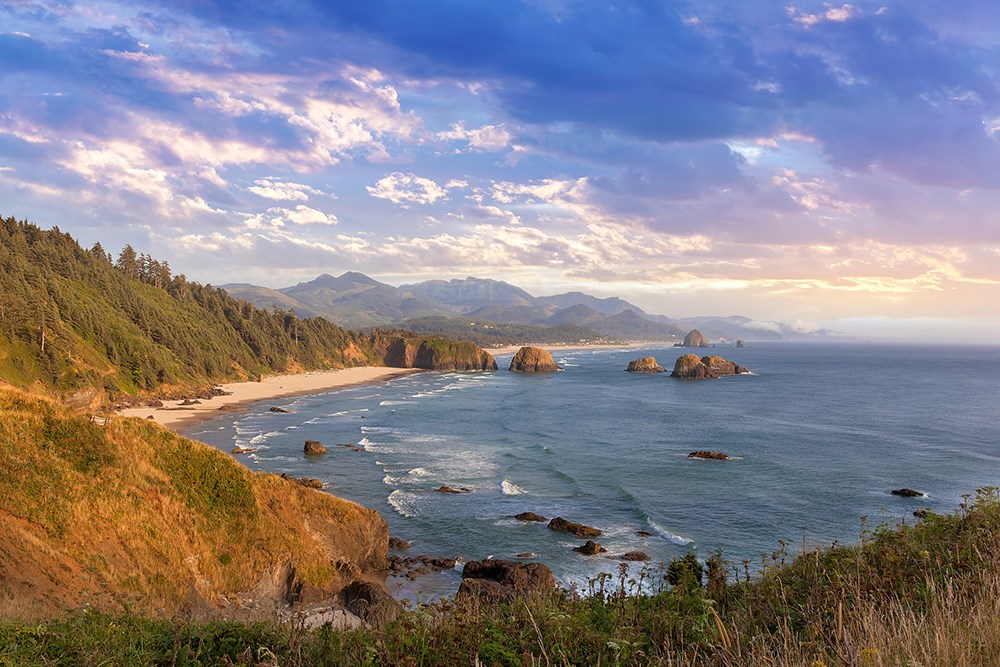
[2,487,996,666]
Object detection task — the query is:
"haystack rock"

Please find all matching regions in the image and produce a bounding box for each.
[683,329,709,347]
[736,339,745,348]
[670,354,749,380]
[626,356,666,373]
[508,346,562,373]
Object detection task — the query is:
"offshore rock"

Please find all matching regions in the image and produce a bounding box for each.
[688,451,731,461]
[509,347,561,373]
[370,332,497,371]
[626,356,666,373]
[670,354,749,380]
[736,339,745,348]
[574,540,606,555]
[683,329,709,347]
[548,516,602,538]
[304,440,327,455]
[618,550,651,562]
[515,511,548,522]
[892,488,925,498]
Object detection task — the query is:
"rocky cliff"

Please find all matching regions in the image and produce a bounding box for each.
[0,385,388,619]
[369,332,497,371]
[670,354,749,379]
[508,346,562,372]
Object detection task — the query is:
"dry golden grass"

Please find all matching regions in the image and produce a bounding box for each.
[0,385,387,620]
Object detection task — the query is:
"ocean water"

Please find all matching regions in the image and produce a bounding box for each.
[184,343,1000,600]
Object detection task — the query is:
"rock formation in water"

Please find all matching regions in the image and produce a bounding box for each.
[736,339,745,348]
[683,329,709,347]
[688,451,731,461]
[618,550,651,561]
[891,488,925,498]
[670,354,749,379]
[458,559,555,603]
[515,511,548,522]
[304,439,327,455]
[548,516,602,538]
[626,356,666,373]
[508,346,562,373]
[574,540,607,555]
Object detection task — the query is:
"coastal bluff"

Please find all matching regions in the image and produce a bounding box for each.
[509,346,562,372]
[370,333,497,371]
[671,354,749,379]
[0,386,389,619]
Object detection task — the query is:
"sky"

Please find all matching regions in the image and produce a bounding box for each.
[1,1,999,342]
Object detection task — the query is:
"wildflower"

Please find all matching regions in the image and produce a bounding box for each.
[861,646,878,663]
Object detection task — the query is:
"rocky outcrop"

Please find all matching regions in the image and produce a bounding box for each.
[574,540,606,555]
[304,440,327,455]
[280,473,324,488]
[231,446,258,455]
[670,354,749,379]
[548,517,602,538]
[458,559,555,603]
[339,580,400,626]
[370,332,497,371]
[387,555,457,580]
[626,356,666,373]
[436,485,472,494]
[515,511,548,522]
[509,347,562,373]
[892,488,925,498]
[683,329,709,347]
[388,537,411,550]
[269,406,292,413]
[688,451,731,461]
[618,550,651,562]
[736,339,745,348]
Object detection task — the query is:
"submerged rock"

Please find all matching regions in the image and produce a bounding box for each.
[626,356,666,373]
[891,488,925,498]
[618,550,651,562]
[269,406,292,413]
[548,516,602,538]
[670,354,749,379]
[304,440,327,455]
[436,485,472,494]
[683,329,709,347]
[574,540,606,555]
[688,451,731,461]
[515,511,548,522]
[509,347,562,373]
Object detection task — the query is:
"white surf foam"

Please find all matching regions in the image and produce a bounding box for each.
[647,519,694,546]
[388,490,419,518]
[501,479,527,495]
[380,400,414,406]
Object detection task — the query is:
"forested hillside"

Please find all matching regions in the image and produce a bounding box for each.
[0,216,378,406]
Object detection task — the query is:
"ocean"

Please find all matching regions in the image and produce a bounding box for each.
[184,342,1000,601]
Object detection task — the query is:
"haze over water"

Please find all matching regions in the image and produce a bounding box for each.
[186,343,1000,599]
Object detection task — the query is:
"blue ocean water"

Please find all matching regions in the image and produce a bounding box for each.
[184,343,1000,600]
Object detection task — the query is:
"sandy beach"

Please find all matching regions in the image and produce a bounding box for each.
[118,367,423,430]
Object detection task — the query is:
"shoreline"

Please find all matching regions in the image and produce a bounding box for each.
[117,367,424,431]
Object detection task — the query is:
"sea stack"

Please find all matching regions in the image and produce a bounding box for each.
[626,356,666,373]
[683,329,709,347]
[671,354,749,379]
[736,339,745,348]
[509,347,561,373]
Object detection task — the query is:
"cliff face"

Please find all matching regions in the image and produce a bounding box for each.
[509,347,562,373]
[670,354,749,379]
[370,332,497,371]
[0,386,388,619]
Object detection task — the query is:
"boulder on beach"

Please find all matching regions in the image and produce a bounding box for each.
[574,540,606,555]
[688,451,731,461]
[515,511,548,522]
[891,488,925,498]
[670,354,749,380]
[683,329,709,347]
[548,516,602,538]
[508,347,562,373]
[304,440,327,455]
[626,356,666,373]
[458,559,555,603]
[340,580,400,626]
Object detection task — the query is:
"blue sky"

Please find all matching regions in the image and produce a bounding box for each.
[1,1,999,340]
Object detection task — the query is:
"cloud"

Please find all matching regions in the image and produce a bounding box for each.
[246,179,327,201]
[367,172,450,206]
[787,4,861,27]
[437,122,512,151]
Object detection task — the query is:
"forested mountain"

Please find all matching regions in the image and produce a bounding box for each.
[0,216,382,407]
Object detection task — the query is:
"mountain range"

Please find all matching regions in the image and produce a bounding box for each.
[223,274,794,344]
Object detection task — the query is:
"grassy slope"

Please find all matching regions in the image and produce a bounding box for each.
[1,486,997,665]
[0,386,388,619]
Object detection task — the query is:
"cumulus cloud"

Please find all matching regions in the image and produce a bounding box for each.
[436,122,512,151]
[246,179,327,202]
[367,172,450,206]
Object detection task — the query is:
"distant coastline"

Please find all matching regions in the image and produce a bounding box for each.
[118,366,423,430]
